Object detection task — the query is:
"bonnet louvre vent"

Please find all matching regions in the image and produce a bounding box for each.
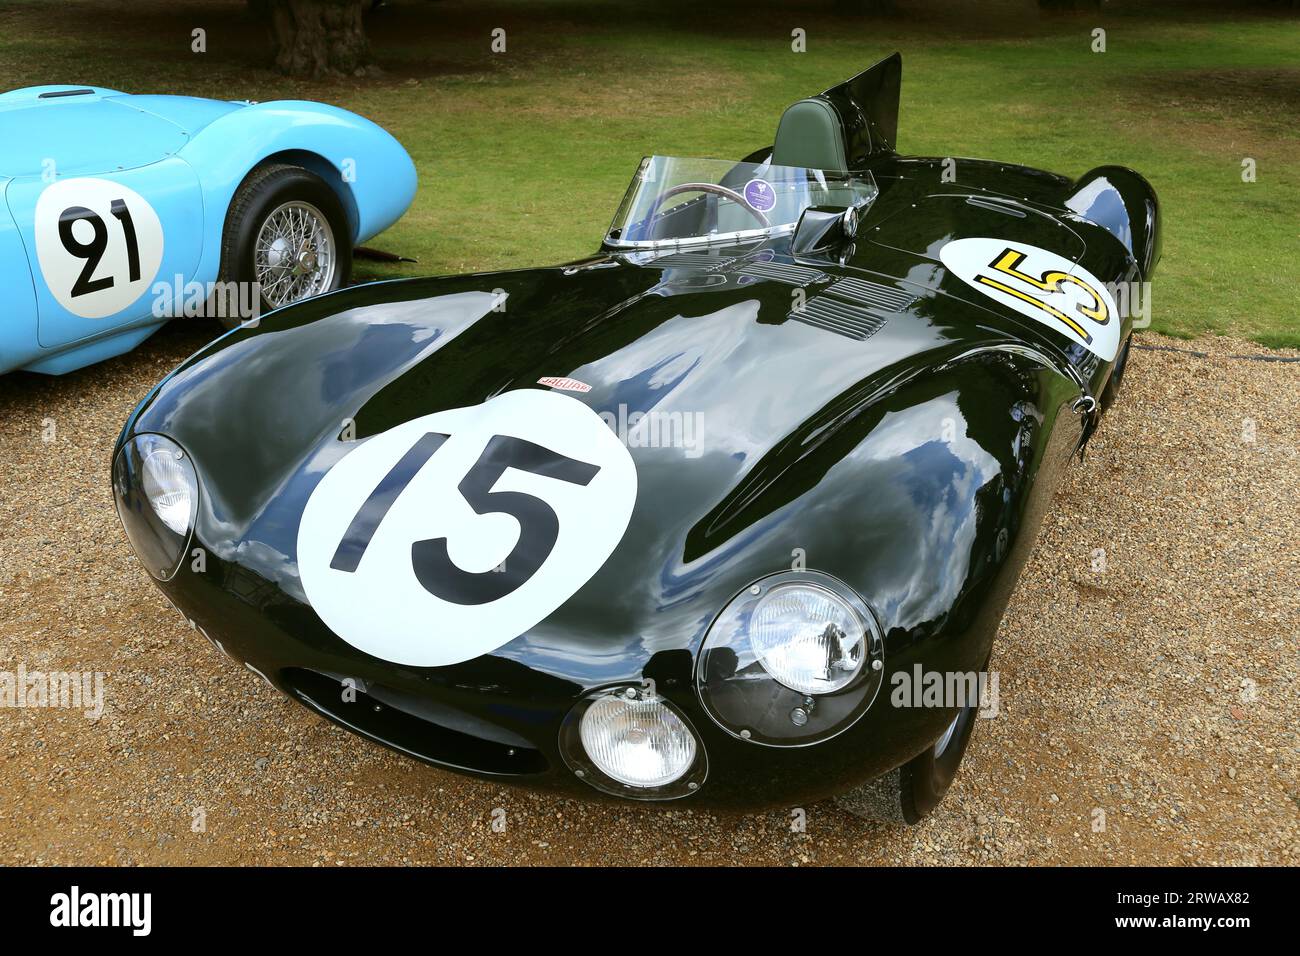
[791,297,888,341]
[788,277,914,341]
[736,261,829,286]
[825,277,916,312]
[651,253,738,271]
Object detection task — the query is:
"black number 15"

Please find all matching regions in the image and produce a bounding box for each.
[58,200,141,298]
[329,432,601,605]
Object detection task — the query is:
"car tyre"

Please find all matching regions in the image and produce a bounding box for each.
[834,655,989,825]
[217,163,352,330]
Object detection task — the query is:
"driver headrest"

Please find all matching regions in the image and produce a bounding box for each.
[772,96,849,172]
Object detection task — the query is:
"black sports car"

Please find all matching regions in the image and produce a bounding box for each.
[112,54,1159,823]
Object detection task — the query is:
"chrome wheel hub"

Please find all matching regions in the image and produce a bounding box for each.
[254,200,337,309]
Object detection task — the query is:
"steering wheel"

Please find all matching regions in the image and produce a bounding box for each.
[644,182,772,230]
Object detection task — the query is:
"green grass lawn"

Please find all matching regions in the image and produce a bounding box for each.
[2,0,1296,345]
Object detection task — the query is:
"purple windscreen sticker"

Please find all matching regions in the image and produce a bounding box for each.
[743,179,777,213]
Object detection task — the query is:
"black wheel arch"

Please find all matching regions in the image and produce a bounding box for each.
[237,149,359,245]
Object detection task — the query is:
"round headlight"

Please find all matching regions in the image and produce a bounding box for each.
[580,692,697,788]
[750,584,866,695]
[559,686,707,800]
[696,570,885,746]
[141,446,195,535]
[112,434,199,581]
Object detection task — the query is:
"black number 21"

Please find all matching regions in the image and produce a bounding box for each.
[329,432,601,605]
[58,199,141,298]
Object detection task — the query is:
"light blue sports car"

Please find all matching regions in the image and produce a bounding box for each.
[0,85,417,375]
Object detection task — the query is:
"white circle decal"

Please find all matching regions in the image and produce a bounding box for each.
[34,177,164,319]
[297,390,638,667]
[940,237,1120,361]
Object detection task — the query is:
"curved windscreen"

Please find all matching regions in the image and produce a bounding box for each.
[605,156,877,250]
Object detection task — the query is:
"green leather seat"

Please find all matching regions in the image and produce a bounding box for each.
[772,98,848,172]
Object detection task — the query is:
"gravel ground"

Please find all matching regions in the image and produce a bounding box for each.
[0,323,1296,866]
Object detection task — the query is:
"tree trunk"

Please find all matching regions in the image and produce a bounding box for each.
[264,0,371,78]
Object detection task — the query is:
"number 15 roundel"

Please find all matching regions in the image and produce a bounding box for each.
[297,390,638,667]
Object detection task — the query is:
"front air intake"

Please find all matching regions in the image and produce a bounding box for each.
[281,668,548,776]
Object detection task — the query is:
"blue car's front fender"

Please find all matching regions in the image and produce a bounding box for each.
[179,99,418,280]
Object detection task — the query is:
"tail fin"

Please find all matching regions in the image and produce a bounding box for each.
[821,52,902,165]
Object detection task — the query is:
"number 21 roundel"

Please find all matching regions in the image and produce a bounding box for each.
[297,390,638,667]
[34,178,165,319]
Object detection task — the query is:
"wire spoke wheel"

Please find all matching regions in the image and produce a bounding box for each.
[253,200,337,309]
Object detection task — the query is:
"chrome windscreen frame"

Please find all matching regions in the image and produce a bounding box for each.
[604,222,799,251]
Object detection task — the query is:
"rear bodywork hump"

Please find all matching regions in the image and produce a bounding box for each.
[847,154,1150,392]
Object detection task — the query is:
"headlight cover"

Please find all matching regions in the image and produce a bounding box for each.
[112,434,198,581]
[697,571,885,746]
[560,685,707,800]
[750,584,867,694]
